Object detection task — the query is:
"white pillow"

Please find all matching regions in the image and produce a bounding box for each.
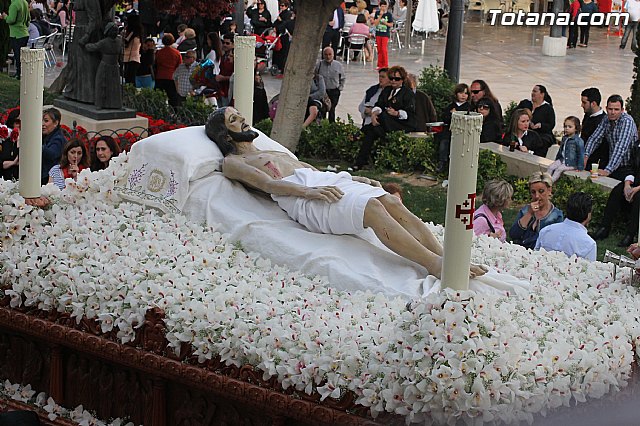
[117,125,296,214]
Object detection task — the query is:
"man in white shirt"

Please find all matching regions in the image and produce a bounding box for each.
[621,0,640,50]
[535,192,597,261]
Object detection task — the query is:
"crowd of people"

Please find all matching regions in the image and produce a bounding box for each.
[1,107,121,190]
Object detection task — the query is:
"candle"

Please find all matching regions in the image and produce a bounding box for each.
[233,36,256,125]
[18,48,45,199]
[441,111,483,290]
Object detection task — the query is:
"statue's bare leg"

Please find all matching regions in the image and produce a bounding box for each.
[371,195,487,278]
[363,198,444,277]
[376,194,444,256]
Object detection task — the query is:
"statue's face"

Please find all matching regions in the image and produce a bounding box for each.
[224,108,251,134]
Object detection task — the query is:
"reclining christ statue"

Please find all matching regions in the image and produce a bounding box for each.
[205,107,488,279]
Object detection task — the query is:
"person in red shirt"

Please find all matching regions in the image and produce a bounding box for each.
[154,33,182,106]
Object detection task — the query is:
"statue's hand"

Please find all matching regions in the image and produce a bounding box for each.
[78,35,89,46]
[304,186,343,203]
[351,176,381,187]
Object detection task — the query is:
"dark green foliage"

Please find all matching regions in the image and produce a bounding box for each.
[297,117,362,161]
[254,118,273,136]
[502,101,518,131]
[0,73,56,112]
[374,132,437,173]
[417,65,456,117]
[122,85,215,126]
[549,175,611,226]
[476,150,508,193]
[628,28,640,124]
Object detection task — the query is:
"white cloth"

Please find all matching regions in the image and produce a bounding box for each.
[412,0,439,33]
[271,169,387,234]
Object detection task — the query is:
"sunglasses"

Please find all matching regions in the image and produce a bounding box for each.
[389,76,403,81]
[477,105,490,110]
[471,89,482,94]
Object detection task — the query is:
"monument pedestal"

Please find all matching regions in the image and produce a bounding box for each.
[52,98,148,133]
[541,36,567,57]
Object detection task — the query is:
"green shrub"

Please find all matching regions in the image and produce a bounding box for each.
[550,175,610,225]
[297,117,362,161]
[254,118,273,136]
[374,132,437,172]
[476,150,508,193]
[502,100,518,130]
[417,65,456,117]
[122,85,215,126]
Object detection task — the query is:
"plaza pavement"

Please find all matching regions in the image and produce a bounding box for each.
[43,20,635,131]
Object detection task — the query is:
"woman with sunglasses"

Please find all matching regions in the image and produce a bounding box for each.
[516,84,556,157]
[247,0,272,35]
[476,98,502,143]
[509,171,563,249]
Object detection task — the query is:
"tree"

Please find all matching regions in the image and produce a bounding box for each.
[271,0,342,151]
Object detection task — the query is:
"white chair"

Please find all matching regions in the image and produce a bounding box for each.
[391,20,405,49]
[44,29,60,67]
[345,34,368,65]
[512,0,533,12]
[468,0,485,22]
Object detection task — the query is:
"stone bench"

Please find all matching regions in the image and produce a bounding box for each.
[480,142,619,192]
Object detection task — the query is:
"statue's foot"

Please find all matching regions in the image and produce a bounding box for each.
[470,264,488,279]
[25,196,51,208]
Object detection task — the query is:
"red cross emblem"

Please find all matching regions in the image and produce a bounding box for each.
[455,193,476,230]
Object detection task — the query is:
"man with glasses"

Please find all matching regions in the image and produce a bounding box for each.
[353,65,416,170]
[469,79,503,125]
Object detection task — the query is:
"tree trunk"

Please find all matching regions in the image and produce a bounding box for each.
[270,0,342,151]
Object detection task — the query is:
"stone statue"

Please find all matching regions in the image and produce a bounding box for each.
[85,22,123,110]
[63,0,103,104]
[205,107,488,280]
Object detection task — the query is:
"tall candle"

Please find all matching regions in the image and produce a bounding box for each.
[441,111,483,290]
[18,48,45,199]
[234,36,256,125]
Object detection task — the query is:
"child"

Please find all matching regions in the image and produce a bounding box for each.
[547,116,584,182]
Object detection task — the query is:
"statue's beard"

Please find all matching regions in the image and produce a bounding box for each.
[228,128,259,143]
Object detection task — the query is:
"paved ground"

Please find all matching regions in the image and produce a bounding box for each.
[43,19,635,131]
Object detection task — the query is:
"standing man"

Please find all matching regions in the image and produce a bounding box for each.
[315,47,345,123]
[173,51,198,105]
[1,0,29,79]
[584,94,638,180]
[580,87,607,167]
[322,6,344,55]
[620,0,640,50]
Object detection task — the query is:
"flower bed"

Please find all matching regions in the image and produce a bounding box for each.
[1,155,640,424]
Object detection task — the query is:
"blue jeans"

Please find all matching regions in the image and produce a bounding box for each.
[135,75,155,89]
[621,22,638,50]
[10,36,29,77]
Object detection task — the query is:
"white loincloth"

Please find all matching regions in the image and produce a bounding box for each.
[271,169,387,235]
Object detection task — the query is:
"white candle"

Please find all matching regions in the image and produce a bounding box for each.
[441,111,483,290]
[18,48,45,199]
[233,36,256,125]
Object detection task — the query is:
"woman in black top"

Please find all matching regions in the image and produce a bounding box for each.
[247,1,272,35]
[476,97,502,143]
[502,108,545,156]
[516,84,556,156]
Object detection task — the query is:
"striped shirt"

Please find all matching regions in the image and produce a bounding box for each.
[48,165,66,190]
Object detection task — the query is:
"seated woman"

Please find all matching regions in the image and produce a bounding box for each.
[41,108,66,185]
[476,97,502,143]
[48,139,90,190]
[474,179,513,242]
[509,172,564,249]
[1,109,20,181]
[177,28,197,54]
[516,85,556,157]
[303,72,326,128]
[348,14,373,61]
[501,108,545,156]
[90,136,121,171]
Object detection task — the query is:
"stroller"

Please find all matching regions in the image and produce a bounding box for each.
[253,29,283,76]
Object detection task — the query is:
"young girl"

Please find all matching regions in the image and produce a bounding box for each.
[547,116,584,182]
